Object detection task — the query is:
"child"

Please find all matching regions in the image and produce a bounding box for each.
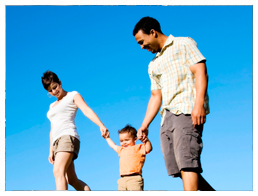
[104,124,152,191]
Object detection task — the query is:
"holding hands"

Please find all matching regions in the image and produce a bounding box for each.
[100,126,109,138]
[137,125,149,143]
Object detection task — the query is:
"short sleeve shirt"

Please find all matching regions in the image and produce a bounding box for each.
[148,35,210,121]
[117,144,146,176]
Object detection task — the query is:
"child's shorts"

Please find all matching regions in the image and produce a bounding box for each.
[117,174,143,191]
[53,135,80,161]
[160,110,203,177]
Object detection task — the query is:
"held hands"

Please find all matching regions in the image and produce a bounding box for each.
[191,104,206,126]
[137,126,149,143]
[103,130,110,139]
[100,126,109,139]
[48,151,55,165]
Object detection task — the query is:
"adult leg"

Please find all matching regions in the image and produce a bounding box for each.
[180,171,215,191]
[180,170,198,191]
[65,161,90,191]
[160,111,181,177]
[53,152,74,190]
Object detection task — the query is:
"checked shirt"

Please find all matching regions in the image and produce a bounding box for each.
[148,35,210,123]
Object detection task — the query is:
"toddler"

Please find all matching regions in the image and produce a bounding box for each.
[105,125,152,191]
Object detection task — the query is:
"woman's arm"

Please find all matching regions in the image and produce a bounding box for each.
[73,93,108,137]
[48,124,55,165]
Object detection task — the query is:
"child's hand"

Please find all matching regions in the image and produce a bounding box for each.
[102,129,110,139]
[137,126,149,142]
[141,136,149,143]
[104,131,110,139]
[100,126,109,138]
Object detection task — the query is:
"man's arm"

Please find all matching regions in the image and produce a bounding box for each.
[189,61,208,126]
[138,89,162,142]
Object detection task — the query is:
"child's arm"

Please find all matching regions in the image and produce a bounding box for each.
[74,93,108,138]
[105,133,119,153]
[143,137,153,154]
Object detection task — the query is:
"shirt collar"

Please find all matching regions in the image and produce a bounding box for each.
[156,34,175,57]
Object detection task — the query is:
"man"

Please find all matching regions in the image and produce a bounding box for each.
[133,16,215,191]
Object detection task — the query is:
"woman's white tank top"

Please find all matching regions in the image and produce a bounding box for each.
[47,91,80,144]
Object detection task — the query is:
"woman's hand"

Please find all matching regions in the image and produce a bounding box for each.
[100,126,109,138]
[48,151,55,165]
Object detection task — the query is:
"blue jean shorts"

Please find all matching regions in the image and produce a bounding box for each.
[160,110,203,177]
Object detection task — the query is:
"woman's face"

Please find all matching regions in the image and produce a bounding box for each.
[47,82,63,99]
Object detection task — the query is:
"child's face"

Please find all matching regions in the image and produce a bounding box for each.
[119,132,137,148]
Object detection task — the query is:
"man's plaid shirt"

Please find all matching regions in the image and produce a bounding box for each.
[148,35,210,123]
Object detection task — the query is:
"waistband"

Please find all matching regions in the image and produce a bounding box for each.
[121,173,142,177]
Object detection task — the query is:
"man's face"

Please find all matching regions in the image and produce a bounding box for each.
[134,29,159,54]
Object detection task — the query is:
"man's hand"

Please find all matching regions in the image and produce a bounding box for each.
[189,61,208,126]
[191,104,206,126]
[137,126,149,143]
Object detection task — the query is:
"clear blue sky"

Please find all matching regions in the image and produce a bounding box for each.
[3,4,253,192]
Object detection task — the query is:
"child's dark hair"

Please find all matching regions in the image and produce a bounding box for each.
[133,16,163,36]
[41,70,61,90]
[118,124,137,138]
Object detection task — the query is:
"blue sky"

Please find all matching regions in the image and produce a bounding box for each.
[1,2,254,193]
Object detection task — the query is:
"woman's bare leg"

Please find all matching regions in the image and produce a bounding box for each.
[53,152,73,190]
[65,161,91,191]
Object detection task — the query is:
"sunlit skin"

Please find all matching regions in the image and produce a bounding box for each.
[119,132,137,148]
[45,78,108,190]
[47,81,66,100]
[134,26,214,191]
[134,29,167,54]
[104,129,152,154]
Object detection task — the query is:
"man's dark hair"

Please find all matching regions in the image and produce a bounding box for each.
[41,70,61,90]
[118,124,137,138]
[133,16,163,36]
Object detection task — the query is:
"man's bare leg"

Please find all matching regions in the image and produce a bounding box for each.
[181,170,198,191]
[180,170,215,191]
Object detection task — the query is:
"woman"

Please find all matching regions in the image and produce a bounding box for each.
[41,70,108,190]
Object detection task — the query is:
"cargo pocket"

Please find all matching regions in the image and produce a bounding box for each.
[181,126,203,158]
